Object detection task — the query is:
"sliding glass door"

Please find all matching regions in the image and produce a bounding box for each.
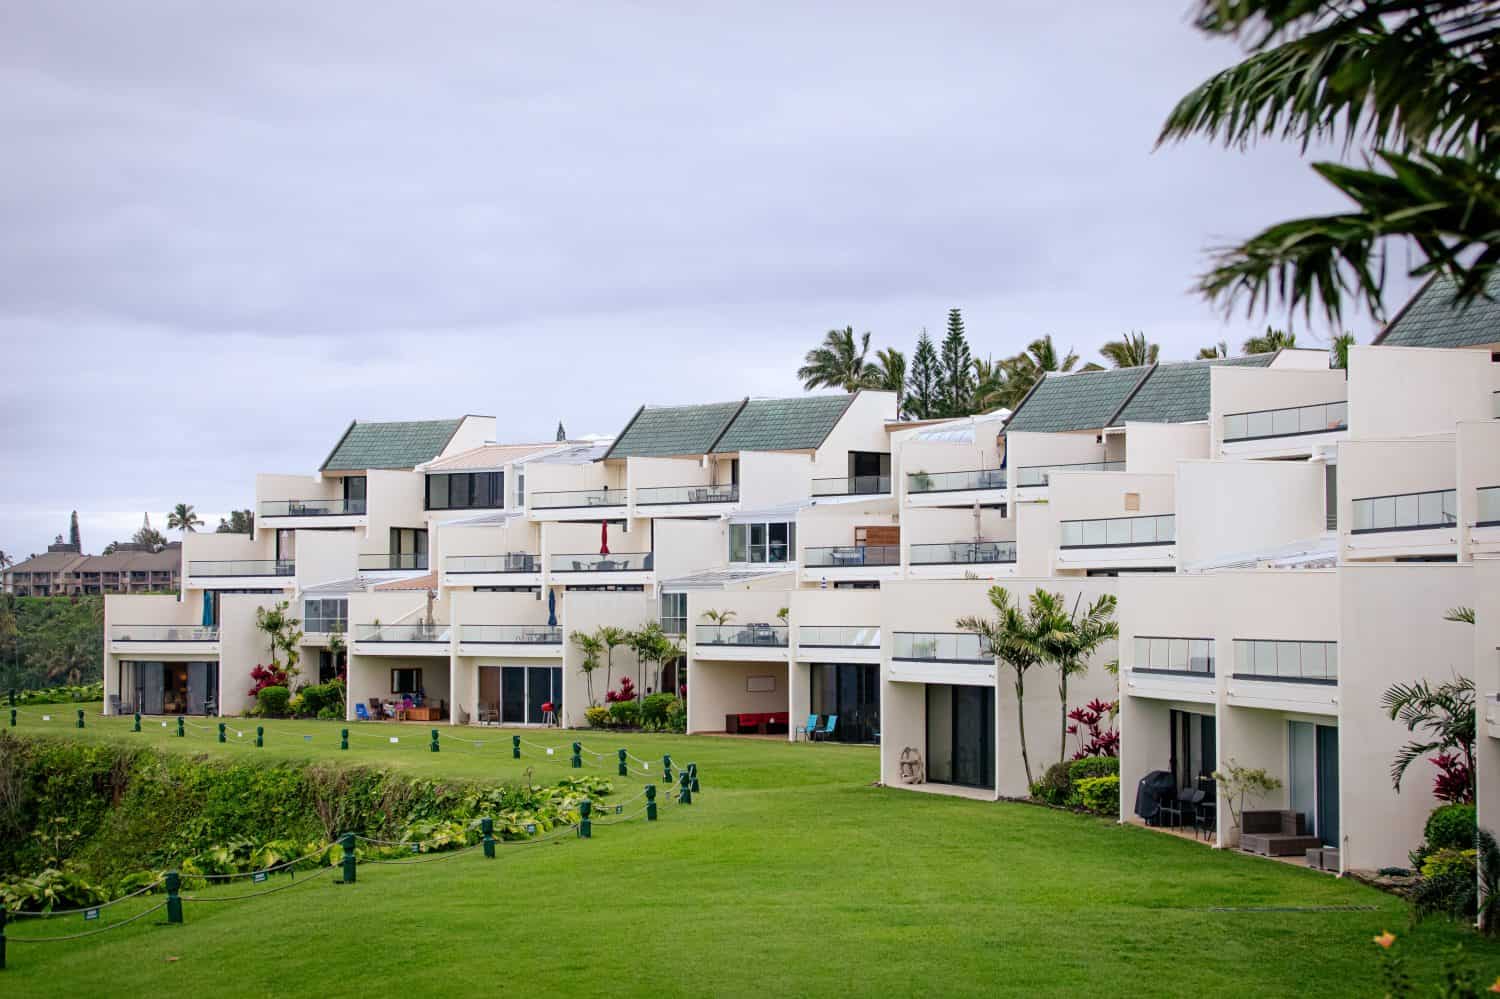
[810,663,879,743]
[926,684,995,789]
[496,665,564,725]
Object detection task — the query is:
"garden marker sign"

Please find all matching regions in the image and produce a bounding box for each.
[84,908,100,921]
[252,872,268,884]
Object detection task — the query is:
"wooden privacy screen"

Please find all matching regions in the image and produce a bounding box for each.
[856,525,901,546]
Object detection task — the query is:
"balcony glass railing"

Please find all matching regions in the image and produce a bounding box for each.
[909,541,1017,565]
[799,625,879,648]
[1223,400,1348,442]
[110,625,219,642]
[355,623,451,642]
[1133,636,1214,676]
[1059,514,1175,548]
[357,553,428,571]
[549,552,654,572]
[802,544,900,568]
[892,632,992,663]
[259,498,365,517]
[189,560,295,577]
[530,487,627,510]
[907,469,1006,493]
[1351,488,1456,533]
[811,475,891,496]
[444,553,540,573]
[1232,639,1337,683]
[1015,460,1125,487]
[695,624,789,647]
[1475,486,1499,527]
[459,625,561,644]
[635,483,738,506]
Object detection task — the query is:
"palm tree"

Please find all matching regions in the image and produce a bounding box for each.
[597,625,628,701]
[797,327,877,392]
[1242,327,1296,355]
[216,509,255,534]
[971,357,1010,413]
[1099,331,1159,369]
[957,586,1048,788]
[992,336,1096,412]
[0,550,12,570]
[1331,332,1356,370]
[1381,607,1475,802]
[1033,591,1119,764]
[571,630,604,706]
[871,348,907,415]
[1160,1,1500,323]
[1196,340,1229,359]
[167,503,203,535]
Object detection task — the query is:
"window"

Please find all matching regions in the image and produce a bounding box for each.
[343,476,367,504]
[659,592,687,636]
[729,521,796,564]
[304,598,348,634]
[516,468,526,507]
[1232,639,1337,682]
[391,668,421,694]
[426,472,505,511]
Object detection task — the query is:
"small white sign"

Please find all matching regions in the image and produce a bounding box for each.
[614,805,622,815]
[410,843,420,854]
[545,748,554,756]
[252,871,268,884]
[524,823,537,834]
[237,731,244,738]
[42,715,51,721]
[642,762,649,770]
[303,735,312,743]
[84,908,100,921]
[389,737,399,744]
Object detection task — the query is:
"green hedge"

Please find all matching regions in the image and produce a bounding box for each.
[1425,803,1477,851]
[1072,775,1119,816]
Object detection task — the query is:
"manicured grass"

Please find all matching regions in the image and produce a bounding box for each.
[4,705,1498,996]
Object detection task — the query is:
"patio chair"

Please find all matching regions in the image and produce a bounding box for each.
[368,697,385,720]
[812,715,839,742]
[355,703,371,721]
[795,714,819,741]
[1160,787,1198,827]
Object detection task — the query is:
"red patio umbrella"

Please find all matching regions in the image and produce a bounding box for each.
[600,521,610,555]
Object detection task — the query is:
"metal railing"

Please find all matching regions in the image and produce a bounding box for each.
[1059,514,1175,548]
[357,553,428,571]
[530,487,627,509]
[695,624,789,647]
[799,625,879,648]
[110,625,219,642]
[635,483,738,505]
[1232,639,1337,683]
[1015,460,1125,487]
[906,468,1006,493]
[802,544,900,568]
[259,498,365,517]
[1479,486,1500,527]
[892,631,992,663]
[444,553,540,573]
[811,474,891,496]
[1351,488,1457,534]
[1223,400,1347,442]
[549,552,654,572]
[459,625,561,644]
[1133,636,1215,676]
[909,541,1017,565]
[354,623,452,642]
[189,560,295,577]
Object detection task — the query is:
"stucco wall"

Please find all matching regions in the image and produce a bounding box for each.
[1122,422,1209,476]
[1175,459,1326,566]
[1348,345,1495,439]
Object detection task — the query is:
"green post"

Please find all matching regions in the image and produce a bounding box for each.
[481,817,495,859]
[678,769,692,805]
[571,741,581,769]
[176,715,185,737]
[5,689,12,707]
[0,904,7,971]
[689,763,700,794]
[430,728,440,753]
[76,708,85,729]
[645,784,657,821]
[339,832,356,884]
[662,754,672,783]
[255,725,263,748]
[133,712,141,732]
[617,748,627,777]
[218,722,226,744]
[512,734,520,759]
[340,728,349,751]
[7,708,13,728]
[165,871,183,924]
[579,799,591,839]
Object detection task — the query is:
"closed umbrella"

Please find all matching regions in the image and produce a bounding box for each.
[547,589,557,627]
[599,521,610,556]
[202,591,213,628]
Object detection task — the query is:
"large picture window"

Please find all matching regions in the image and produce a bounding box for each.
[426,471,505,511]
[659,592,687,636]
[729,521,796,564]
[304,598,348,635]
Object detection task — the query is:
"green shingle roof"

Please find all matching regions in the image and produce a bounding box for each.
[1375,271,1500,349]
[604,401,746,459]
[1112,354,1277,425]
[711,395,855,453]
[321,418,465,471]
[1004,367,1151,434]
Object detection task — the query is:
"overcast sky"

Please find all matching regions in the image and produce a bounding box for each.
[0,1,1419,559]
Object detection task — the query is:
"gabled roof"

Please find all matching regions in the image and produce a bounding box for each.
[1004,367,1151,434]
[1374,270,1500,349]
[321,418,467,471]
[1111,353,1277,425]
[600,399,742,460]
[711,394,855,453]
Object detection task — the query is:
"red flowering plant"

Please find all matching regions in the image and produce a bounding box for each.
[248,663,290,697]
[1066,698,1121,760]
[1429,751,1474,804]
[605,676,636,704]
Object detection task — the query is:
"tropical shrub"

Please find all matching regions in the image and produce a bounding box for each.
[605,675,637,704]
[608,699,641,729]
[1419,848,1476,879]
[584,706,611,729]
[316,706,340,720]
[254,686,290,718]
[0,867,110,913]
[247,663,290,697]
[1071,775,1119,815]
[295,681,343,718]
[665,697,686,733]
[1065,698,1120,759]
[1031,762,1072,805]
[11,682,106,705]
[1068,756,1119,782]
[1425,803,1477,851]
[640,693,679,730]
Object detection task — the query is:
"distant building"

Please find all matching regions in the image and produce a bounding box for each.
[3,540,181,596]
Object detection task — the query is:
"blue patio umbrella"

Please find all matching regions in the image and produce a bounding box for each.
[547,589,557,627]
[202,591,214,627]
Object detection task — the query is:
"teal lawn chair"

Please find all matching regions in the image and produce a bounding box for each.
[796,714,819,741]
[813,715,838,742]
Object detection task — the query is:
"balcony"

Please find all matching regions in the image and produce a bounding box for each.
[1347,488,1458,560]
[801,544,901,583]
[548,552,654,582]
[1223,400,1347,452]
[694,623,789,662]
[188,560,296,588]
[530,487,627,518]
[811,475,891,498]
[357,553,429,572]
[889,631,996,684]
[109,624,220,654]
[259,498,367,527]
[1227,639,1338,714]
[798,625,879,663]
[1056,514,1175,571]
[635,483,738,510]
[906,468,1006,508]
[353,623,452,655]
[457,624,563,657]
[1015,460,1125,488]
[1126,636,1215,703]
[908,540,1017,579]
[1479,486,1500,527]
[442,553,541,587]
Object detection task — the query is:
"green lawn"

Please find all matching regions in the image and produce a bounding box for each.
[4,705,1498,997]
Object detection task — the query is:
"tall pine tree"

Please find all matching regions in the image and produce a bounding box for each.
[905,330,941,420]
[938,309,974,417]
[69,510,80,550]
